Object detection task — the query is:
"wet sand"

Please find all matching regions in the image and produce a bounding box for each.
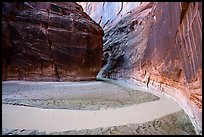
[2,80,196,135]
[2,80,159,110]
[2,97,181,133]
[2,110,196,135]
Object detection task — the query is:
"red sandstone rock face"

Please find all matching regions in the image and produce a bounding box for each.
[2,2,103,81]
[79,2,202,133]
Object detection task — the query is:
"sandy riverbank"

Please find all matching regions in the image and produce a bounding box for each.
[2,80,196,135]
[2,80,159,110]
[2,110,196,135]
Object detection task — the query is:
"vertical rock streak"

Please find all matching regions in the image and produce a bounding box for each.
[78,2,202,134]
[2,2,103,81]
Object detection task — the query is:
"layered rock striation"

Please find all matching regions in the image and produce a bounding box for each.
[2,2,103,81]
[79,2,202,134]
[78,2,141,30]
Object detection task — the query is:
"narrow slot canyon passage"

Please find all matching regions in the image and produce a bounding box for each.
[2,2,202,135]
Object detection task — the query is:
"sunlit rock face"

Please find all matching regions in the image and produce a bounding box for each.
[2,2,103,81]
[79,2,202,133]
[78,2,141,30]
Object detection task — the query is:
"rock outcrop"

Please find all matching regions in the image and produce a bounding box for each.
[2,2,103,81]
[79,2,202,134]
[78,2,141,31]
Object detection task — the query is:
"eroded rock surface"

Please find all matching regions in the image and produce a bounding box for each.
[78,2,141,30]
[2,2,103,81]
[79,2,202,133]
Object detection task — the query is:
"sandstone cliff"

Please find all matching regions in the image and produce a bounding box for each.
[2,2,103,81]
[78,2,141,30]
[79,2,202,134]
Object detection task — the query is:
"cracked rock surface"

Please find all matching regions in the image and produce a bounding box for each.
[2,2,103,81]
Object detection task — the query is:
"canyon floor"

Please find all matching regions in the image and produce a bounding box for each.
[2,80,196,135]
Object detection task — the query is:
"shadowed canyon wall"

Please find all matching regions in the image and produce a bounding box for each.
[2,2,103,81]
[79,2,202,134]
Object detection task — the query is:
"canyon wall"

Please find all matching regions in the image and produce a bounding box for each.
[2,2,103,81]
[78,2,141,30]
[79,2,202,134]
